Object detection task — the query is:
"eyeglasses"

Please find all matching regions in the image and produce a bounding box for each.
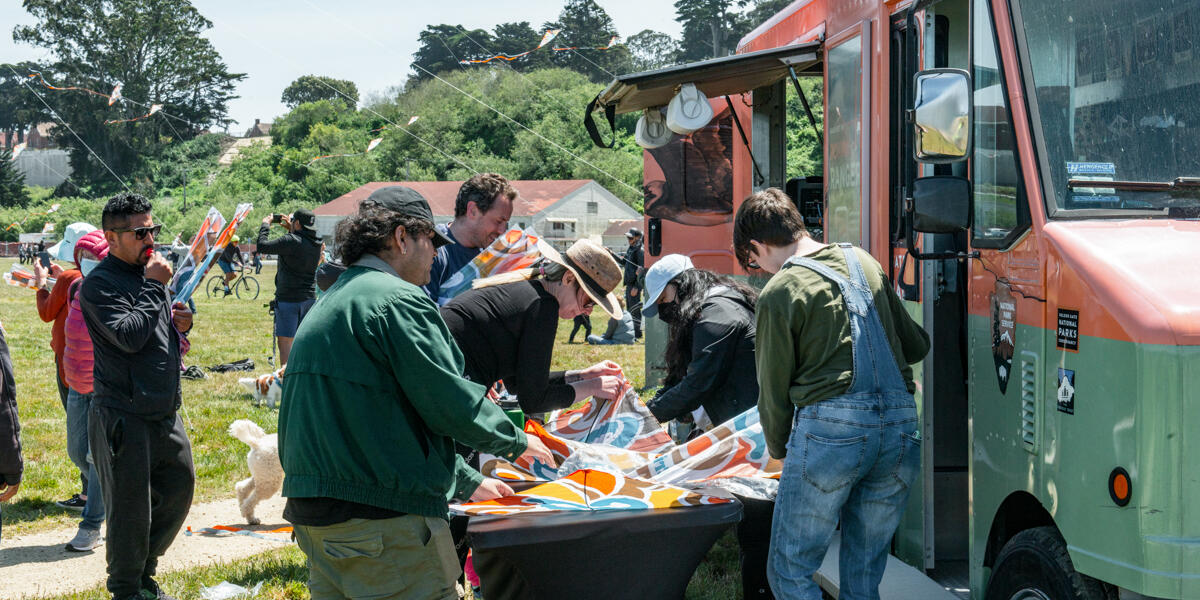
[111,224,162,240]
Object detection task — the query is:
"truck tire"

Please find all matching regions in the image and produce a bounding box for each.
[985,526,1117,600]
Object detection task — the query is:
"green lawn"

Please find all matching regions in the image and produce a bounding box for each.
[2,261,739,598]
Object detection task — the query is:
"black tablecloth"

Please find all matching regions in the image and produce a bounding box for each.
[467,491,743,600]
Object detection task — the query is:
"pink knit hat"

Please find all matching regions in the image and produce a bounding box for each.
[73,230,109,268]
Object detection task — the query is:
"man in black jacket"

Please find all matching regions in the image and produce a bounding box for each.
[257,208,322,366]
[622,228,645,339]
[80,193,194,600]
[0,319,22,543]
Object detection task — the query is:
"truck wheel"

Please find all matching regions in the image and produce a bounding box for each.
[985,526,1117,600]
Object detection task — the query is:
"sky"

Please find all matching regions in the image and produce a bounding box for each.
[1,0,683,134]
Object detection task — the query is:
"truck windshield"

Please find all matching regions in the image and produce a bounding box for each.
[1015,0,1200,216]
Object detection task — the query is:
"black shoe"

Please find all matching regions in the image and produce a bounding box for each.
[56,494,87,511]
[141,578,177,600]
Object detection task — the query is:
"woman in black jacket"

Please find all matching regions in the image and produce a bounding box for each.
[645,267,759,431]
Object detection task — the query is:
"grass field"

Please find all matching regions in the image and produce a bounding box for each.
[1,259,741,599]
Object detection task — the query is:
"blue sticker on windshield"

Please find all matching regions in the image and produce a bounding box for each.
[1067,162,1119,203]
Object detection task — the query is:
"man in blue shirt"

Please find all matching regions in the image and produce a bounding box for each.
[423,173,515,304]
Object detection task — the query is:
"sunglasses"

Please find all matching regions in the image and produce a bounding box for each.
[576,282,596,310]
[111,224,162,240]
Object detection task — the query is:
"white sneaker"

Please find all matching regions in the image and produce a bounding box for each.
[65,527,103,552]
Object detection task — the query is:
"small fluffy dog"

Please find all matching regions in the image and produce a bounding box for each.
[238,365,285,408]
[228,420,282,525]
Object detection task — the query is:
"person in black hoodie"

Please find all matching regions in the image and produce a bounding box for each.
[0,319,22,543]
[257,209,322,366]
[645,267,759,430]
[79,193,194,600]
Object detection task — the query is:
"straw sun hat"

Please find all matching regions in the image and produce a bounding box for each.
[537,238,623,319]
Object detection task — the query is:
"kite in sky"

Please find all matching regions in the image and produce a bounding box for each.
[553,35,621,52]
[9,143,26,161]
[105,103,162,125]
[307,137,384,166]
[459,29,561,64]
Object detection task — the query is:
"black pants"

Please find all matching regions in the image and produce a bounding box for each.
[90,405,195,598]
[568,315,592,343]
[737,497,777,600]
[626,286,642,337]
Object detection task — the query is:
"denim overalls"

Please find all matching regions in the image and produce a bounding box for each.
[767,244,922,600]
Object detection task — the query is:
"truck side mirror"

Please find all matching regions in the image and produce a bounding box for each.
[913,69,972,163]
[911,176,971,233]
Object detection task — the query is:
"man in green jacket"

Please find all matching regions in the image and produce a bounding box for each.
[733,188,930,600]
[278,186,555,600]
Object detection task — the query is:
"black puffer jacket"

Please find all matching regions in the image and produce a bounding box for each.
[647,287,759,428]
[0,322,23,486]
[79,255,182,420]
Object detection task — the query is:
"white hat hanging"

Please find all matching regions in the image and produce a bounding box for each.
[635,107,673,149]
[666,83,714,135]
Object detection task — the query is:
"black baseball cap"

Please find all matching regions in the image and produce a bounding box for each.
[364,186,453,248]
[626,227,643,238]
[292,208,317,231]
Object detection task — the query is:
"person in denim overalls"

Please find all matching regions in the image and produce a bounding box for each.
[734,189,930,600]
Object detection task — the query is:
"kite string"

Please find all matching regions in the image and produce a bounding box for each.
[430,28,522,141]
[294,0,641,198]
[9,66,132,192]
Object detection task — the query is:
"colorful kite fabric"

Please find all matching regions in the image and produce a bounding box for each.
[450,468,733,516]
[478,396,782,503]
[307,137,384,165]
[108,84,123,106]
[5,265,56,291]
[174,203,252,304]
[104,103,162,125]
[9,143,26,161]
[407,115,420,126]
[459,29,561,64]
[28,72,115,102]
[435,227,543,305]
[170,207,225,295]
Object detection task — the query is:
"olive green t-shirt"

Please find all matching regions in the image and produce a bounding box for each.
[755,244,930,459]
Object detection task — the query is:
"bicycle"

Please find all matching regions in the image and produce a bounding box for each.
[206,268,260,300]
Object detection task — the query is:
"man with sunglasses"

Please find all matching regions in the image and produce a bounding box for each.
[79,193,195,600]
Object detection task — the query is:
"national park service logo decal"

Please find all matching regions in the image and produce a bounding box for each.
[990,284,1016,394]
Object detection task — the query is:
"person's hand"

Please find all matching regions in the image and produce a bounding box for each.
[279,214,292,229]
[469,478,515,502]
[145,252,173,285]
[628,286,640,297]
[0,481,18,502]
[32,260,47,288]
[589,375,624,401]
[261,215,273,225]
[171,302,193,333]
[579,360,622,380]
[516,436,557,470]
[49,263,63,277]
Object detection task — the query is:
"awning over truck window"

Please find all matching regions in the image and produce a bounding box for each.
[594,42,822,115]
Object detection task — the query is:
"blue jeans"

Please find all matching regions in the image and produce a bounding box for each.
[767,244,922,599]
[66,389,105,531]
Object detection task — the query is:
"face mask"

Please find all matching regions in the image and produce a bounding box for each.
[80,258,101,276]
[657,301,679,324]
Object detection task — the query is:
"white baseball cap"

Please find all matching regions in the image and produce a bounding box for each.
[48,222,98,262]
[642,254,694,319]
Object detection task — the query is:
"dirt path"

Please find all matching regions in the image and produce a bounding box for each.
[0,494,290,599]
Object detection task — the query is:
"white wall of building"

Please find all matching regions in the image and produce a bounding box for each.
[14,149,72,188]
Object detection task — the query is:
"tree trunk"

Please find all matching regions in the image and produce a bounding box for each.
[710,20,722,58]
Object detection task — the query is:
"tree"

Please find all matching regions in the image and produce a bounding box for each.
[409,24,495,84]
[492,21,555,72]
[0,149,30,208]
[0,62,51,148]
[281,75,359,109]
[13,0,245,190]
[625,30,681,72]
[544,0,633,82]
[675,0,742,61]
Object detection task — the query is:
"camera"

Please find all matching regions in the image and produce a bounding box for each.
[271,213,283,224]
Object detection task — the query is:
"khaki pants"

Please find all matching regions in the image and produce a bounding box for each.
[294,515,461,600]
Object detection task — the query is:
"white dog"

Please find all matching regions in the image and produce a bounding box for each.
[228,420,282,525]
[238,365,285,408]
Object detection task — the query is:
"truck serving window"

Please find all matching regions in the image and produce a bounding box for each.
[1014,0,1200,217]
[972,0,1030,247]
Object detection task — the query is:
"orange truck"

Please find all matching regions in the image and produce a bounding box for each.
[587,0,1200,597]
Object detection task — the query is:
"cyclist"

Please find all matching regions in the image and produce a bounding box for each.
[217,235,244,296]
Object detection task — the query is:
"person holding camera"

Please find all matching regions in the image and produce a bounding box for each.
[257,209,322,367]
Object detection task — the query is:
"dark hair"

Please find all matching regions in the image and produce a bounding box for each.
[663,269,758,386]
[101,192,153,230]
[455,173,516,218]
[334,204,434,265]
[733,187,807,270]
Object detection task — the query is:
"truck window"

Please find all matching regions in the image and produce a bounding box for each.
[826,34,865,246]
[972,0,1030,247]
